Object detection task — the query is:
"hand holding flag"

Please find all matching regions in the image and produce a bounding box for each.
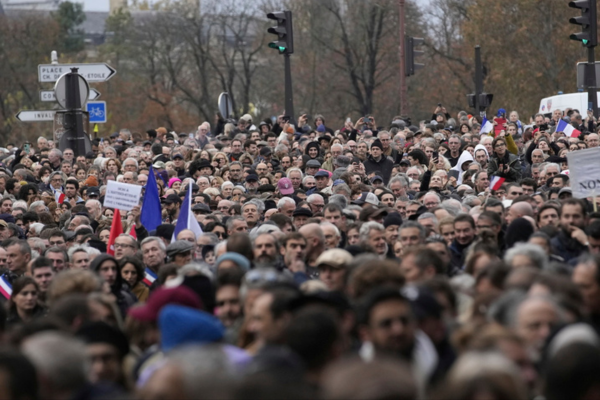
[556,119,581,138]
[480,116,493,135]
[172,183,203,241]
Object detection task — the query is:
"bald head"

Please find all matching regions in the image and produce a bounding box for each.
[507,201,534,225]
[512,202,534,218]
[299,223,325,241]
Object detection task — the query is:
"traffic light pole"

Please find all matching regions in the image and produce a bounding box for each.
[587,46,599,118]
[284,53,295,124]
[398,0,408,115]
[474,46,484,117]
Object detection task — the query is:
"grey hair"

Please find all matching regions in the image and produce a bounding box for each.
[28,223,45,235]
[462,195,480,208]
[306,193,324,204]
[243,198,264,213]
[277,197,296,209]
[417,212,438,225]
[200,232,219,245]
[287,168,304,179]
[359,221,385,242]
[444,351,526,399]
[22,332,87,395]
[441,199,462,216]
[302,176,315,185]
[388,175,408,189]
[543,162,561,173]
[329,194,348,209]
[141,236,167,252]
[49,148,63,158]
[320,221,340,238]
[250,226,281,241]
[177,262,214,281]
[504,243,548,270]
[399,220,427,238]
[123,157,139,168]
[67,245,92,260]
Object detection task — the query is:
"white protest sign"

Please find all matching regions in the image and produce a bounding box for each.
[104,181,142,211]
[566,147,600,199]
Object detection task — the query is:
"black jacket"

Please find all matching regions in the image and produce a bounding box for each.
[363,155,394,184]
[487,152,522,182]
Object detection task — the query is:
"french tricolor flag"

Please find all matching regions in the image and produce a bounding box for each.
[490,176,505,191]
[54,191,65,204]
[0,275,12,300]
[480,117,493,135]
[556,119,581,138]
[142,267,157,287]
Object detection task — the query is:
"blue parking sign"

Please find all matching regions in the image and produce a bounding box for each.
[86,101,107,123]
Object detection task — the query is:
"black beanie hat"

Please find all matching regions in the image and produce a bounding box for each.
[371,139,384,151]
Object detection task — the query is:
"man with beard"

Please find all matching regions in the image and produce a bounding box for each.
[551,198,589,263]
[253,233,279,269]
[358,288,420,367]
[215,268,244,342]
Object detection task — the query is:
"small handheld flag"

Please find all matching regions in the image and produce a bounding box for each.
[107,209,124,256]
[480,117,493,135]
[556,119,581,138]
[171,183,203,241]
[489,176,506,191]
[141,165,162,232]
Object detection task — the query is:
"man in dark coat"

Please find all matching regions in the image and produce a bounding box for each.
[363,139,394,184]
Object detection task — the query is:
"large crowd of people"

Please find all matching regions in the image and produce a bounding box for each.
[0,106,598,399]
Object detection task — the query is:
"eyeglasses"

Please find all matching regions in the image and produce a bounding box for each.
[114,243,135,249]
[494,143,506,149]
[218,206,230,211]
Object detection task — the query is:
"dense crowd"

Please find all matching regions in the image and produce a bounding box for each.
[0,106,598,399]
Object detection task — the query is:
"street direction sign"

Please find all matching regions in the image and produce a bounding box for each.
[38,63,116,83]
[15,110,56,122]
[40,88,101,102]
[86,101,107,123]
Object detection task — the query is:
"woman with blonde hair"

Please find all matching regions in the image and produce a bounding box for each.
[212,152,229,170]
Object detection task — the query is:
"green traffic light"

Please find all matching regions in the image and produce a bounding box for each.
[583,39,589,44]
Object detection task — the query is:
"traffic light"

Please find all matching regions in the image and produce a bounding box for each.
[569,0,597,47]
[405,37,424,77]
[267,11,294,55]
[479,93,494,108]
[466,93,493,110]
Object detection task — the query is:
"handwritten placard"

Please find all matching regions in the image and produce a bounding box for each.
[104,181,142,211]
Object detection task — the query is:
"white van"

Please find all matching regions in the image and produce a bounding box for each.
[539,92,600,114]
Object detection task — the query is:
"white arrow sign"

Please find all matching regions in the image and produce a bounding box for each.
[15,110,56,122]
[40,88,101,102]
[38,63,116,83]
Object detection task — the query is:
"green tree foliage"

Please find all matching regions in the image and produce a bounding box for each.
[52,1,86,53]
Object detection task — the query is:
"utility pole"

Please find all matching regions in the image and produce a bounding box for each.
[398,0,408,115]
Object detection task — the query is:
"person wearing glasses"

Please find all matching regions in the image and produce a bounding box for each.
[487,137,522,183]
[113,234,139,261]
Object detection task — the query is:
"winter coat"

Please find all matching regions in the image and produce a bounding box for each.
[363,155,394,184]
[487,152,522,182]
